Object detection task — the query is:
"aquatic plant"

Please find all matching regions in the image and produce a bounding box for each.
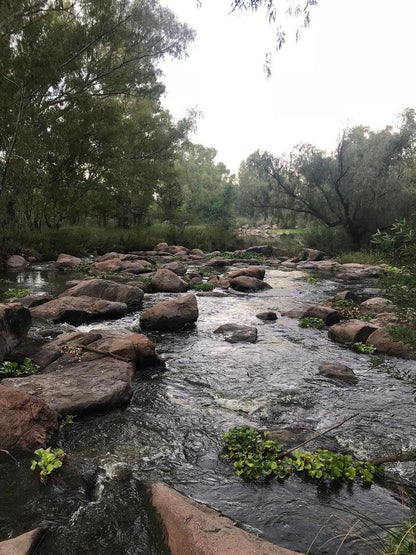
[4,287,30,299]
[0,358,39,377]
[354,342,376,355]
[299,317,325,329]
[30,447,66,483]
[189,282,214,291]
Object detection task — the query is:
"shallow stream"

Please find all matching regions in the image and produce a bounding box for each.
[1,266,416,554]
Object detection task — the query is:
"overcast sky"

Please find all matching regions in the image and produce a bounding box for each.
[160,0,416,173]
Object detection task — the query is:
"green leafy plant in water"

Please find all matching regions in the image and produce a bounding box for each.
[189,282,214,291]
[30,447,65,483]
[324,299,360,319]
[299,317,325,329]
[0,357,39,377]
[59,414,77,430]
[221,426,383,484]
[73,262,93,274]
[4,287,30,299]
[354,342,376,355]
[306,276,319,283]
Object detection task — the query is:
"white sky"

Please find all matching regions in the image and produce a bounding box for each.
[160,0,416,173]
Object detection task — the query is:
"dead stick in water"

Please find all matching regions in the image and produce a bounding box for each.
[276,413,359,459]
[0,449,17,464]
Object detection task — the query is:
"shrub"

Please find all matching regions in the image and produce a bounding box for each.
[0,358,39,377]
[354,342,376,355]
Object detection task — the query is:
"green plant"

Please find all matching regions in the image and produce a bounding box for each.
[0,358,39,377]
[383,520,416,554]
[354,342,376,354]
[221,426,383,484]
[324,299,360,319]
[189,282,214,291]
[4,288,30,299]
[59,414,77,430]
[306,276,319,283]
[207,250,266,263]
[299,317,325,329]
[30,447,66,482]
[73,262,93,274]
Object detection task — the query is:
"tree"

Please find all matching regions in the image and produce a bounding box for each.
[245,110,416,246]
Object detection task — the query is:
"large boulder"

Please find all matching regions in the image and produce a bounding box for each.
[140,294,198,331]
[54,253,82,269]
[90,258,123,275]
[30,296,127,325]
[0,528,44,554]
[60,279,144,308]
[6,254,29,269]
[149,482,302,555]
[366,328,415,359]
[151,269,188,293]
[228,266,266,280]
[328,319,379,345]
[0,303,32,362]
[358,297,396,316]
[230,276,272,292]
[0,385,58,455]
[161,261,187,276]
[302,305,341,326]
[207,275,231,289]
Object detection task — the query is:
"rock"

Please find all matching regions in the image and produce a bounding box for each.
[228,266,266,280]
[0,528,44,555]
[328,319,379,345]
[0,385,58,455]
[337,264,384,281]
[90,258,123,275]
[151,269,189,293]
[30,296,127,325]
[366,328,415,359]
[189,248,204,256]
[60,279,144,308]
[161,261,187,276]
[256,311,278,321]
[302,305,341,326]
[207,275,230,289]
[311,260,340,272]
[3,357,134,415]
[0,303,32,362]
[154,242,169,252]
[149,482,302,555]
[281,306,311,319]
[54,253,82,269]
[358,297,396,316]
[6,255,29,269]
[196,291,227,297]
[168,245,188,256]
[244,245,272,256]
[334,291,359,302]
[119,260,153,274]
[188,275,203,285]
[300,248,325,261]
[214,323,257,343]
[140,294,198,331]
[318,363,358,384]
[203,257,231,268]
[230,276,272,292]
[16,294,53,308]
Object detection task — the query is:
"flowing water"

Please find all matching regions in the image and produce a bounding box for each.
[1,266,416,554]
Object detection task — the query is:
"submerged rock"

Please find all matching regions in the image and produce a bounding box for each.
[318,362,358,385]
[256,311,278,321]
[0,528,44,554]
[214,323,258,343]
[140,294,198,331]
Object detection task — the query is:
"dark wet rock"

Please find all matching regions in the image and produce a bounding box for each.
[359,297,396,316]
[149,482,301,555]
[0,303,32,362]
[0,385,58,455]
[140,294,198,331]
[366,328,415,359]
[230,276,272,292]
[0,528,44,554]
[161,261,187,276]
[214,323,258,343]
[328,319,379,345]
[334,291,359,302]
[60,279,144,308]
[207,275,230,289]
[228,266,266,280]
[256,311,278,321]
[6,255,29,269]
[30,296,127,325]
[54,253,82,269]
[303,305,341,326]
[17,294,53,309]
[318,362,358,384]
[244,245,272,256]
[151,269,188,293]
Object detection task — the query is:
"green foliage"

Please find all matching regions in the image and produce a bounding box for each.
[354,342,376,355]
[189,282,214,291]
[324,299,359,319]
[207,250,266,263]
[335,251,385,265]
[221,426,383,484]
[73,262,93,274]
[383,520,416,554]
[4,288,30,299]
[372,219,416,263]
[59,414,77,430]
[0,358,39,378]
[299,317,325,329]
[306,276,320,283]
[30,447,65,482]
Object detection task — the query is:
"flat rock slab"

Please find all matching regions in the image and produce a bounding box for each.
[2,357,134,414]
[228,266,266,280]
[0,528,44,555]
[149,482,303,555]
[0,385,58,455]
[30,295,127,325]
[0,303,31,362]
[318,363,358,385]
[140,294,198,331]
[60,279,144,308]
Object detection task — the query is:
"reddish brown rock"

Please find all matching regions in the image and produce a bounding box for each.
[120,260,153,274]
[366,328,415,359]
[161,261,187,276]
[328,319,379,345]
[154,242,169,252]
[30,296,127,325]
[149,482,302,555]
[60,279,144,308]
[140,294,198,331]
[168,245,188,256]
[230,276,272,292]
[358,297,395,316]
[318,363,358,384]
[6,255,29,269]
[0,385,58,455]
[207,275,231,289]
[151,269,188,293]
[0,528,44,555]
[0,303,32,362]
[189,248,204,256]
[228,266,266,280]
[90,258,123,275]
[54,253,82,269]
[303,305,341,326]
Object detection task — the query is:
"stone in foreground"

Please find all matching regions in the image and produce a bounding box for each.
[318,363,358,385]
[0,302,32,362]
[30,296,127,325]
[0,385,58,455]
[328,319,379,345]
[61,279,144,308]
[151,269,188,293]
[230,276,272,292]
[303,305,341,326]
[214,323,258,343]
[0,528,44,555]
[149,482,303,555]
[140,294,198,331]
[366,328,415,359]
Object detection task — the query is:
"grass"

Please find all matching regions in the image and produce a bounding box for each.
[335,251,386,265]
